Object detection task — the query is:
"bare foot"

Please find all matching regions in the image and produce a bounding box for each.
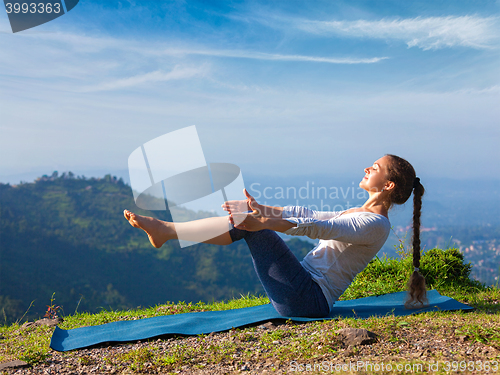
[123,210,175,248]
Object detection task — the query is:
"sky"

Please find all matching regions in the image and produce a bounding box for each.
[0,0,499,185]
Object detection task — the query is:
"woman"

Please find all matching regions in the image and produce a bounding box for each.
[124,154,426,318]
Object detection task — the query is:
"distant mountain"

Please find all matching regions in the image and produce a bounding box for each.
[0,173,311,323]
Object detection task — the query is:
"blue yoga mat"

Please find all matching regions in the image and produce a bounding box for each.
[51,290,472,351]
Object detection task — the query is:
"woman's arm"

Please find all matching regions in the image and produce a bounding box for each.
[256,203,283,219]
[282,214,389,243]
[230,210,297,233]
[231,210,388,242]
[282,206,343,221]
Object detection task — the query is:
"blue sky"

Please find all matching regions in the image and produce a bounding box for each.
[0,0,499,184]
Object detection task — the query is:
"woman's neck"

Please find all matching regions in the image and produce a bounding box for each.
[361,193,390,218]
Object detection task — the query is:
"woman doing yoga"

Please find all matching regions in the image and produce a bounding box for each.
[124,154,426,318]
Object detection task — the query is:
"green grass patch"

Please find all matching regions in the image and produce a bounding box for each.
[341,247,488,304]
[1,247,499,372]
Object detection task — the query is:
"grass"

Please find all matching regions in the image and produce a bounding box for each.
[1,247,499,374]
[341,247,491,306]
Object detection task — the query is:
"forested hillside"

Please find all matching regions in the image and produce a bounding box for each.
[0,173,312,323]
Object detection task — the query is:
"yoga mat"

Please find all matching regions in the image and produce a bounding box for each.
[51,290,472,352]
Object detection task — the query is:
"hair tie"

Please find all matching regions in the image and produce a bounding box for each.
[413,177,420,189]
[414,267,420,272]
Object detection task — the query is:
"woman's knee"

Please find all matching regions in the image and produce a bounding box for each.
[228,226,247,242]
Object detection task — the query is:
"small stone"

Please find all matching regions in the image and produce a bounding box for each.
[335,328,379,346]
[344,345,356,357]
[262,322,277,330]
[0,360,29,370]
[420,349,431,357]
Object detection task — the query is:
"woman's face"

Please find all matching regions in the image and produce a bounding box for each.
[359,155,392,193]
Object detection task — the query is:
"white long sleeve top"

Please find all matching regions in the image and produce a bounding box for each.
[282,206,391,310]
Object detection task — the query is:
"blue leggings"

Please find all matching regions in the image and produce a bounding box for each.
[229,228,330,318]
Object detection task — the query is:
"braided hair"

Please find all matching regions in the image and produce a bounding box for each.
[385,154,427,308]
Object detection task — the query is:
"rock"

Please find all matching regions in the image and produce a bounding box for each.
[21,317,64,329]
[36,317,64,327]
[0,360,29,370]
[335,328,379,346]
[258,322,277,330]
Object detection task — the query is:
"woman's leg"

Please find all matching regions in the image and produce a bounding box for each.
[230,228,330,318]
[123,210,233,247]
[124,210,329,317]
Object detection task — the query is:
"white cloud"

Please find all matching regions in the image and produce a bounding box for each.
[454,85,500,95]
[79,65,209,92]
[159,48,388,64]
[1,28,387,71]
[0,29,389,96]
[295,15,500,50]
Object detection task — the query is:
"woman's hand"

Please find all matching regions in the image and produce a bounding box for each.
[222,188,261,218]
[229,198,267,232]
[223,189,296,233]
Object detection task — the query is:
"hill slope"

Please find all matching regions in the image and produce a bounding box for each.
[0,174,311,323]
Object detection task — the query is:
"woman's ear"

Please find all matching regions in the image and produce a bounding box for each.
[385,181,396,191]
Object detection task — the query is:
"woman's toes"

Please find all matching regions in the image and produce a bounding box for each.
[124,211,141,228]
[122,211,167,247]
[124,210,132,220]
